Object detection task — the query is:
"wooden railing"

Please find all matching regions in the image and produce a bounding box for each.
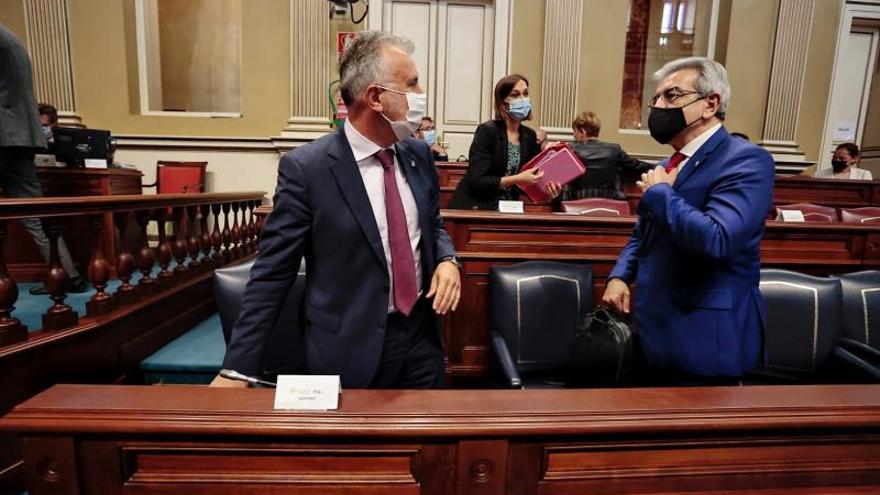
[0,192,266,346]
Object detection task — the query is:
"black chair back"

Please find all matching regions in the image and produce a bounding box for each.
[759,269,841,373]
[839,270,880,349]
[213,259,307,377]
[490,261,594,375]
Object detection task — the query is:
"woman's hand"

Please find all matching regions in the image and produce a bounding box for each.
[515,167,544,186]
[545,181,563,199]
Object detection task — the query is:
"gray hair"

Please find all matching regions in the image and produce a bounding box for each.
[653,57,730,120]
[338,31,414,106]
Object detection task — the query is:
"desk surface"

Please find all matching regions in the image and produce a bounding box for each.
[4,383,880,437]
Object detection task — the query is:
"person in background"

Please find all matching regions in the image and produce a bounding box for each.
[0,24,88,295]
[814,142,872,180]
[38,103,58,141]
[448,74,560,210]
[562,111,653,200]
[415,116,448,161]
[603,57,774,382]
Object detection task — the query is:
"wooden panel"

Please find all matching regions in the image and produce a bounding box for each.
[21,436,79,495]
[5,385,880,494]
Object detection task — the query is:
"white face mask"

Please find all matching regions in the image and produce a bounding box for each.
[377,85,427,142]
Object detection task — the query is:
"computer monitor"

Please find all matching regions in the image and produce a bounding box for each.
[49,127,113,166]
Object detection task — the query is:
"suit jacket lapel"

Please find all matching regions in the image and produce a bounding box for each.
[674,126,729,188]
[395,142,429,226]
[327,129,388,272]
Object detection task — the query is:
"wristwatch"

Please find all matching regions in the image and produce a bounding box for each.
[439,255,462,269]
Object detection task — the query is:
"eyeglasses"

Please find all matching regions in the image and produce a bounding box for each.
[650,89,701,106]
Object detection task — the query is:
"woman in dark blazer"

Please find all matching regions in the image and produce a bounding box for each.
[448,74,553,210]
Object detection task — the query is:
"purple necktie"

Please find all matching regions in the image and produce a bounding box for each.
[375,149,418,316]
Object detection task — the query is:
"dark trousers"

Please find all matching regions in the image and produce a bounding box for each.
[0,146,81,279]
[369,298,446,389]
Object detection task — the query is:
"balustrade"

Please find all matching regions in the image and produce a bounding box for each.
[0,192,265,345]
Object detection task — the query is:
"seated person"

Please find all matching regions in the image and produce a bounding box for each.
[562,111,653,200]
[814,142,873,180]
[38,102,58,141]
[448,74,559,210]
[415,116,448,160]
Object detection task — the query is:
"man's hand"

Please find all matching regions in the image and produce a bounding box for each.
[426,261,461,315]
[636,165,678,192]
[602,278,631,314]
[209,375,248,387]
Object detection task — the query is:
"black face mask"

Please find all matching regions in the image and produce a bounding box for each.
[647,97,706,144]
[831,160,849,172]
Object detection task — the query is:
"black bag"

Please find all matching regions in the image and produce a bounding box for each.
[570,307,636,383]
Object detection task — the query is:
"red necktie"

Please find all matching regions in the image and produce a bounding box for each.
[665,152,687,173]
[375,149,418,316]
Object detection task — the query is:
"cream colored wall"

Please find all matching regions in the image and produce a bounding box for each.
[0,0,27,41]
[115,148,279,197]
[798,0,844,163]
[509,0,546,124]
[67,0,290,137]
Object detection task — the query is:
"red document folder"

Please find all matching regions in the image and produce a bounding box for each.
[518,144,586,203]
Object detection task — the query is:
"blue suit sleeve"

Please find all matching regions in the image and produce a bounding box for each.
[609,220,642,283]
[638,147,774,260]
[220,153,311,376]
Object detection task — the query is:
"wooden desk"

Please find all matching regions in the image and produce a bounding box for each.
[441,210,880,378]
[3,383,880,495]
[3,167,143,281]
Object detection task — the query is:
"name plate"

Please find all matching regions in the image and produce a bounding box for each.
[84,158,108,169]
[497,200,524,214]
[776,209,805,223]
[274,375,340,410]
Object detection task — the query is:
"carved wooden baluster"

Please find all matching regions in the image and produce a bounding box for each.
[230,202,242,259]
[172,206,188,274]
[0,220,27,345]
[155,208,174,283]
[248,201,259,253]
[211,204,224,265]
[42,218,79,330]
[187,205,201,269]
[221,203,232,263]
[240,201,252,255]
[135,210,157,294]
[199,204,214,271]
[254,201,265,252]
[113,210,137,305]
[86,214,114,316]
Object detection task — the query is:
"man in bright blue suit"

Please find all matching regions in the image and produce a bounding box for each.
[603,57,774,378]
[212,32,461,389]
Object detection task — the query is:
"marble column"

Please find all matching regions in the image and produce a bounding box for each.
[760,0,816,167]
[23,0,84,127]
[539,0,584,136]
[278,0,333,145]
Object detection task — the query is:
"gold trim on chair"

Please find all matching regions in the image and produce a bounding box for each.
[759,281,819,371]
[861,288,880,346]
[515,275,581,365]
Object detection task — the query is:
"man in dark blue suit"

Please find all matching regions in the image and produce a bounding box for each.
[603,57,774,379]
[213,31,461,389]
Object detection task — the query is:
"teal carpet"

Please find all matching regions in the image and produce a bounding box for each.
[140,313,225,384]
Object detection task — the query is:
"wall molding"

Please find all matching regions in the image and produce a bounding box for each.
[114,135,285,153]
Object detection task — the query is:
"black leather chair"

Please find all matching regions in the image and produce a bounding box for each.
[213,259,307,379]
[839,271,880,350]
[755,269,880,382]
[490,261,594,388]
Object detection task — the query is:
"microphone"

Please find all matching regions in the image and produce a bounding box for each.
[219,369,277,387]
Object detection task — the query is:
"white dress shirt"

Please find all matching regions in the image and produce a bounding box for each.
[675,122,722,174]
[344,119,423,312]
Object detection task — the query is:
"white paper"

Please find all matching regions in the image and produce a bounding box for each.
[84,158,108,169]
[497,200,524,214]
[834,121,856,141]
[274,375,340,410]
[776,209,805,223]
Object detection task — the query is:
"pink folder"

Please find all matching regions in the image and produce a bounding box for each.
[518,144,586,203]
